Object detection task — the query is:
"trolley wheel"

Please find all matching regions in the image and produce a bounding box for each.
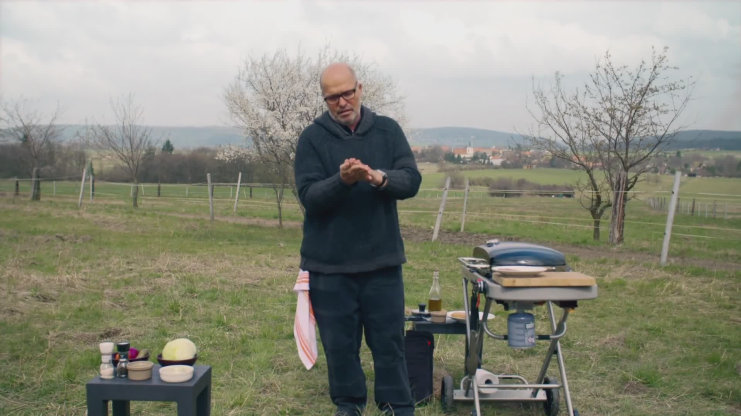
[543,376,560,416]
[441,374,455,413]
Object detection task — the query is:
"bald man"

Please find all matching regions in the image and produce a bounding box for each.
[294,62,421,416]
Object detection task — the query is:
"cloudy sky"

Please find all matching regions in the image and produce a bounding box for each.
[1,0,739,132]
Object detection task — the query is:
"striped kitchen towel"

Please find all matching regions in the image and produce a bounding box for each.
[293,269,317,370]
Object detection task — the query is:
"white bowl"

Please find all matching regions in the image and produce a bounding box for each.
[159,365,194,383]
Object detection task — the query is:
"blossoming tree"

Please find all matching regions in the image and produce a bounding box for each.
[221,47,405,227]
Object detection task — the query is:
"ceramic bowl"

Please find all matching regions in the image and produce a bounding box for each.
[430,309,448,323]
[127,360,153,381]
[157,353,197,366]
[159,365,194,383]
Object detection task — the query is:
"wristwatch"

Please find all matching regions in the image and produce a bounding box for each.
[371,170,388,189]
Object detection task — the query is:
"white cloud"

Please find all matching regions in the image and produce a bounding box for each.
[1,0,739,130]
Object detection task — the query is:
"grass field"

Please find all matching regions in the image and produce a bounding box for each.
[0,169,739,415]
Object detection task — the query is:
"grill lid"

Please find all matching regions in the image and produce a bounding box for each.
[472,240,567,268]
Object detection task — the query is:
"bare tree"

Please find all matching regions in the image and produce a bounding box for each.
[87,94,159,208]
[527,47,694,244]
[528,73,612,240]
[0,99,61,200]
[221,46,405,226]
[587,47,694,244]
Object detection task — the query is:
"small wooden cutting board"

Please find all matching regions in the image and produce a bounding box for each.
[491,271,596,287]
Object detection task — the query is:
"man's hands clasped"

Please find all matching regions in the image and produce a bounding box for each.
[339,158,385,187]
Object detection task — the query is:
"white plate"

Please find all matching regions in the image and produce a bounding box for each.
[448,310,495,323]
[492,266,548,277]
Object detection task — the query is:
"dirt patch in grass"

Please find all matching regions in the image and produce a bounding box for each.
[49,234,93,244]
[622,380,652,395]
[166,211,303,228]
[100,327,124,339]
[597,332,627,348]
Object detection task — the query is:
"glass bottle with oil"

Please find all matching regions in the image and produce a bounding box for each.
[428,270,442,312]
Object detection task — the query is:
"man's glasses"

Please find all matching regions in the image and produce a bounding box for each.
[323,85,357,104]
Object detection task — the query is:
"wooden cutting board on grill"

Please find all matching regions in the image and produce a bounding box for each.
[491,271,596,287]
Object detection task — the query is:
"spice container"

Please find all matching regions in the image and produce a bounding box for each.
[99,341,115,380]
[116,341,130,378]
[100,355,115,379]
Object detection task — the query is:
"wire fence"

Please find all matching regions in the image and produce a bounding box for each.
[2,175,740,249]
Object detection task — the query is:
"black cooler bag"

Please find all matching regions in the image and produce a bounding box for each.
[405,330,435,404]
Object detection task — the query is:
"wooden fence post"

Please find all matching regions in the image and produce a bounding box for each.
[14,178,19,197]
[460,177,470,232]
[207,173,214,222]
[608,171,627,244]
[78,168,87,208]
[660,171,681,266]
[233,172,242,215]
[432,176,451,242]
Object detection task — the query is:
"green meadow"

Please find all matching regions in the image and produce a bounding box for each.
[0,168,739,415]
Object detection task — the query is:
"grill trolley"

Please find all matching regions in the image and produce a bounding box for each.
[441,241,597,416]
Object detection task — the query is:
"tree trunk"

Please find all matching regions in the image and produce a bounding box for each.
[609,171,627,245]
[592,217,601,241]
[132,181,139,208]
[30,167,41,201]
[273,184,284,228]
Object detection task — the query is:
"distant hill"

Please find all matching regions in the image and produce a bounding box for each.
[58,125,244,149]
[408,126,526,148]
[408,127,740,150]
[666,130,741,151]
[149,126,245,148]
[56,125,739,151]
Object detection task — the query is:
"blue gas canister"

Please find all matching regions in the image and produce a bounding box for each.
[507,312,536,348]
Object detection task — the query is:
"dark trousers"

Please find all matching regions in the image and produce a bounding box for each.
[309,266,415,415]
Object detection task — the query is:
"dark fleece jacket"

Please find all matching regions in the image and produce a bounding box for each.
[294,106,421,274]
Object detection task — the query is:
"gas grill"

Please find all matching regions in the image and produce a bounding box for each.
[440,239,598,416]
[472,240,570,273]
